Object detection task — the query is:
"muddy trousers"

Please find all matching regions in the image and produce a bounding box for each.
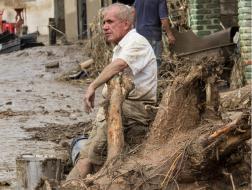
[79,100,153,166]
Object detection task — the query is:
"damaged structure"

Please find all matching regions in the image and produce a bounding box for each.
[187,0,251,82]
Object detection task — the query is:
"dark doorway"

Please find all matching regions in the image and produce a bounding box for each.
[77,0,87,38]
[220,0,238,28]
[112,0,135,6]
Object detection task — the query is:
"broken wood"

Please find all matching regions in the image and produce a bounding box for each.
[208,118,241,141]
[178,111,251,182]
[207,112,250,143]
[106,74,134,162]
[207,112,251,157]
[80,59,94,70]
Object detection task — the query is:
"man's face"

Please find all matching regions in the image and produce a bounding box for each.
[103,8,129,44]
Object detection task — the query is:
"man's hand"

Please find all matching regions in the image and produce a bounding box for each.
[84,85,95,113]
[167,32,175,45]
[161,19,176,45]
[83,59,128,113]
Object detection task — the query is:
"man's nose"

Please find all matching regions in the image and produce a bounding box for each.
[103,23,109,30]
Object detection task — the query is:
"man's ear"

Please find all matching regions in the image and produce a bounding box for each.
[124,20,131,30]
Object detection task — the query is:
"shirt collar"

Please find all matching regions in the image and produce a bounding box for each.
[113,29,136,52]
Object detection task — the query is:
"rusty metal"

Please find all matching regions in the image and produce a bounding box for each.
[177,43,235,57]
[171,27,239,58]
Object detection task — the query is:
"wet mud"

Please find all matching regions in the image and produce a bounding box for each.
[0,45,100,189]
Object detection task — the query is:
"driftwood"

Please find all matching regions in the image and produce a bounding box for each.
[79,74,134,188]
[106,74,134,162]
[207,112,251,156]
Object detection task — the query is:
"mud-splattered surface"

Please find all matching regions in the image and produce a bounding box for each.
[0,45,101,189]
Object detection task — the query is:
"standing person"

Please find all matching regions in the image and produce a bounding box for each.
[67,3,157,180]
[134,0,175,67]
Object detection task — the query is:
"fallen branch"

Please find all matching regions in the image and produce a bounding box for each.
[206,112,250,145]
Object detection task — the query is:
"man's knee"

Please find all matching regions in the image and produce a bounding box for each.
[76,158,92,170]
[88,139,107,165]
[66,158,92,180]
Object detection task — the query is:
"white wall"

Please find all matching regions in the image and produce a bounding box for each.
[0,0,54,35]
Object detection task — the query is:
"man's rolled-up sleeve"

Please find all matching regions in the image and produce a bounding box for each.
[116,42,150,76]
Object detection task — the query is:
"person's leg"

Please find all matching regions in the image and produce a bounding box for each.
[147,39,162,67]
[66,107,107,180]
[66,158,92,180]
[122,100,154,146]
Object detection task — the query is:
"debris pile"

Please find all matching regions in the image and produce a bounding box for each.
[168,0,189,31]
[61,57,251,190]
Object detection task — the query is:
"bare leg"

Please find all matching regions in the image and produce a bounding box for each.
[66,158,92,180]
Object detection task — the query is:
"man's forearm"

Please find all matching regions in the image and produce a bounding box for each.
[161,18,173,35]
[161,18,175,44]
[90,59,128,90]
[90,64,118,90]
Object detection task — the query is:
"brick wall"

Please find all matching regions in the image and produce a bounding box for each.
[189,0,222,36]
[238,0,252,82]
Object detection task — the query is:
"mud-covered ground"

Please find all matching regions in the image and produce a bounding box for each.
[0,45,101,189]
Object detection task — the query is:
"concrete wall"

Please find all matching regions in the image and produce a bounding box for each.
[0,0,54,35]
[64,0,78,41]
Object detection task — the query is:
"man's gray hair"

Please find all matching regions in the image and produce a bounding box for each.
[103,3,134,24]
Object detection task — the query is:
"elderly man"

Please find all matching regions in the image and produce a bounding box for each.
[67,3,157,180]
